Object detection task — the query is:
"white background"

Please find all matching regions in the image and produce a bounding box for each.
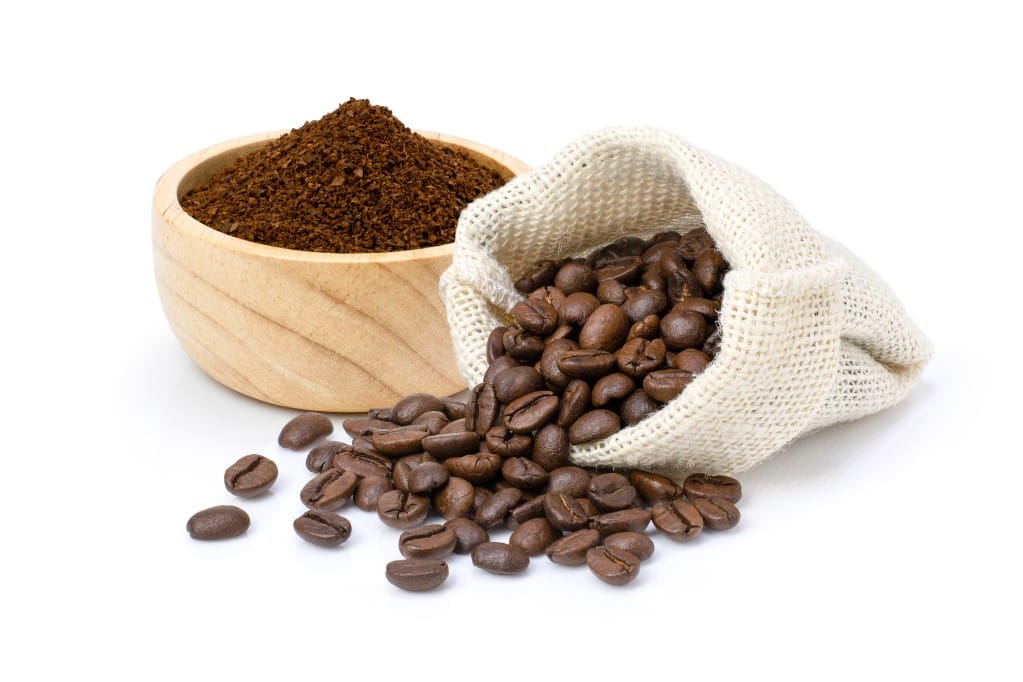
[2,1,1020,679]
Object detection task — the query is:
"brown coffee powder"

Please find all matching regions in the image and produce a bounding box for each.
[181,98,507,253]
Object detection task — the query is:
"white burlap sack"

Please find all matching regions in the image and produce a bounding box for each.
[439,128,932,475]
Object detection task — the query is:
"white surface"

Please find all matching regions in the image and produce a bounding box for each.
[1,1,1019,680]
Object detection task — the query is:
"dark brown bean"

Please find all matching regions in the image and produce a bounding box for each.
[591,372,636,407]
[675,228,714,262]
[531,423,570,471]
[651,498,704,541]
[616,337,667,379]
[603,532,655,561]
[627,314,661,341]
[492,365,545,404]
[332,450,392,479]
[399,524,458,559]
[465,382,499,435]
[278,413,333,450]
[293,510,351,547]
[620,390,661,426]
[354,476,394,511]
[506,495,548,528]
[385,559,448,592]
[621,288,668,322]
[445,518,490,554]
[693,247,727,295]
[504,390,560,433]
[578,304,629,352]
[300,468,358,510]
[547,466,592,497]
[660,310,708,351]
[223,454,278,498]
[187,505,249,540]
[693,496,741,530]
[484,425,533,458]
[588,473,637,511]
[412,410,449,435]
[556,379,591,428]
[471,542,530,575]
[444,453,502,485]
[595,256,643,283]
[371,426,429,456]
[392,453,437,492]
[703,326,722,357]
[501,457,549,490]
[545,528,602,565]
[391,393,446,425]
[628,470,684,502]
[673,348,711,374]
[683,473,742,502]
[342,417,400,439]
[421,430,481,459]
[554,261,597,295]
[543,492,591,531]
[305,440,347,473]
[590,508,651,535]
[512,298,559,336]
[432,477,475,519]
[586,546,640,586]
[440,418,468,434]
[407,461,450,495]
[442,399,466,421]
[483,355,518,385]
[596,278,628,305]
[474,487,523,529]
[538,338,578,390]
[510,518,562,555]
[487,325,508,363]
[643,369,695,403]
[528,285,568,312]
[559,292,601,325]
[568,409,621,444]
[673,296,720,320]
[515,260,559,293]
[503,328,545,361]
[558,349,617,379]
[376,490,431,529]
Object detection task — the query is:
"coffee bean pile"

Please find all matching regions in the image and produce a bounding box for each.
[187,228,742,589]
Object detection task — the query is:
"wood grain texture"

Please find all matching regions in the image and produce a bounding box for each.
[152,130,529,411]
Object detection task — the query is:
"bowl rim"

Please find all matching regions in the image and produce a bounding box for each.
[153,129,529,264]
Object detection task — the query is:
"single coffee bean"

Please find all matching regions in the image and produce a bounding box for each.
[675,227,714,262]
[503,328,545,361]
[485,425,533,458]
[371,426,429,456]
[547,466,592,497]
[554,261,597,295]
[595,256,643,283]
[445,518,490,554]
[445,453,502,485]
[433,477,475,519]
[492,365,545,404]
[643,369,695,403]
[693,248,727,295]
[546,528,602,565]
[483,355,518,385]
[342,417,400,439]
[673,348,711,374]
[683,473,742,502]
[586,546,640,586]
[407,461,450,495]
[412,410,449,435]
[354,476,394,512]
[392,393,446,425]
[440,418,468,434]
[333,450,392,479]
[590,508,652,535]
[673,296,720,320]
[421,430,481,459]
[515,260,559,293]
[693,496,741,530]
[591,373,636,408]
[510,518,562,556]
[620,389,661,426]
[641,264,667,291]
[399,524,458,559]
[293,510,352,547]
[442,398,466,421]
[350,438,386,458]
[576,496,600,519]
[642,239,679,265]
[223,454,278,498]
[579,304,629,352]
[559,292,601,325]
[501,457,549,490]
[186,505,250,540]
[568,409,621,444]
[512,298,559,336]
[465,382,499,435]
[376,489,431,529]
[486,326,508,363]
[588,472,637,511]
[660,310,708,351]
[616,337,667,379]
[392,452,437,492]
[385,559,448,592]
[528,284,568,312]
[506,495,548,527]
[663,259,704,303]
[531,423,570,471]
[558,349,617,379]
[471,542,530,575]
[504,390,560,433]
[557,380,591,428]
[621,288,668,322]
[627,314,661,341]
[305,440,348,473]
[543,492,591,531]
[539,338,578,390]
[603,532,655,561]
[596,278,627,305]
[474,487,523,529]
[300,468,358,510]
[471,486,491,516]
[628,469,684,502]
[278,412,333,450]
[651,498,704,541]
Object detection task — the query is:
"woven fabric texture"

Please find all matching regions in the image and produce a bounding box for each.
[439,128,932,474]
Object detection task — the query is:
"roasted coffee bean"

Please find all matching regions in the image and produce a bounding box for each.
[588,473,637,511]
[559,292,601,325]
[492,365,545,404]
[627,314,661,341]
[501,457,549,490]
[223,454,278,498]
[391,393,446,425]
[385,559,448,592]
[693,496,741,530]
[474,487,523,529]
[503,328,545,361]
[603,532,655,561]
[342,417,400,439]
[660,310,708,351]
[545,325,576,344]
[621,288,668,322]
[515,260,559,293]
[445,453,502,485]
[693,248,727,295]
[641,264,667,291]
[528,284,568,311]
[355,476,394,511]
[399,524,458,559]
[421,430,481,459]
[586,546,640,586]
[590,508,652,535]
[531,423,570,471]
[554,261,597,295]
[371,426,429,456]
[445,518,490,554]
[651,498,704,541]
[506,495,548,527]
[576,497,600,519]
[487,325,508,363]
[376,490,431,529]
[350,438,385,458]
[683,473,742,502]
[596,278,627,305]
[547,466,592,497]
[293,510,352,547]
[579,304,629,352]
[673,348,711,374]
[512,298,559,336]
[628,470,684,502]
[484,425,533,458]
[393,453,437,492]
[546,529,601,565]
[432,477,475,519]
[674,227,714,262]
[591,372,636,407]
[442,398,466,421]
[407,461,450,495]
[471,486,491,515]
[472,542,530,575]
[504,390,560,433]
[539,338,578,390]
[187,505,250,540]
[662,251,705,300]
[568,409,621,444]
[465,382,499,435]
[483,355,518,385]
[557,380,591,428]
[595,256,643,283]
[616,337,667,379]
[620,389,661,426]
[558,349,617,379]
[333,450,392,479]
[510,518,561,555]
[642,239,679,265]
[543,492,591,531]
[673,296,720,320]
[440,418,468,434]
[643,369,695,403]
[305,440,348,472]
[703,326,722,357]
[278,412,333,450]
[412,410,449,435]
[300,468,358,510]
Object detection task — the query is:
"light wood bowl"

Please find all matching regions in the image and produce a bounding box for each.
[153,130,528,412]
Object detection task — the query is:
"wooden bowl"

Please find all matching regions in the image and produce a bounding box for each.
[152,130,528,412]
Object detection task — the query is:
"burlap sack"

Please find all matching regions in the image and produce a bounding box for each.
[438,128,932,475]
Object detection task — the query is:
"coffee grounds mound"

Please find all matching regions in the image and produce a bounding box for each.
[181,98,507,253]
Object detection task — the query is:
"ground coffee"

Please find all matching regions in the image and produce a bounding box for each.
[181,98,507,253]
